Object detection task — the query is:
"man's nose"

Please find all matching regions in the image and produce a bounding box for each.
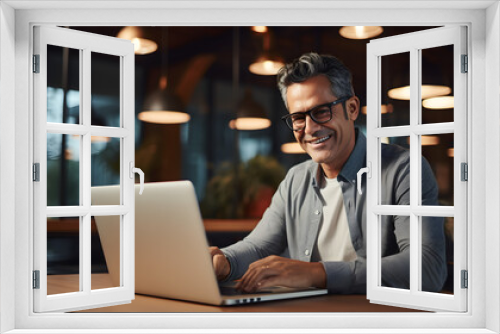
[304,114,320,134]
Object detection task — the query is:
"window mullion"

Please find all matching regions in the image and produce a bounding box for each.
[78,48,84,293]
[409,47,420,294]
[82,47,92,294]
[81,215,90,293]
[82,47,91,208]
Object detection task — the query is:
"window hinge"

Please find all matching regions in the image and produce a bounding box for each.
[33,163,40,182]
[461,162,468,181]
[33,54,40,73]
[33,270,40,289]
[461,270,468,289]
[461,54,468,73]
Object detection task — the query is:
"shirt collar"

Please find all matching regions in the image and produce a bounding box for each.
[310,128,367,187]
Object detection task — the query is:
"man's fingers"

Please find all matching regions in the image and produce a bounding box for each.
[238,257,279,291]
[256,275,281,290]
[237,264,278,292]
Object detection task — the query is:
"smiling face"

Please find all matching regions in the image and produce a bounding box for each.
[286,75,360,178]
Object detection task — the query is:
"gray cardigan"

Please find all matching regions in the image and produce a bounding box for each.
[222,130,447,294]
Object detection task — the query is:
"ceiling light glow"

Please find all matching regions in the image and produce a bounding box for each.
[138,111,191,124]
[339,26,384,39]
[422,96,454,109]
[281,142,306,154]
[388,85,452,100]
[229,118,271,131]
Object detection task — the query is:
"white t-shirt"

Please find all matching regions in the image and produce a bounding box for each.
[312,177,358,262]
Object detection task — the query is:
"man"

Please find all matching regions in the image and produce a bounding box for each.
[210,52,447,294]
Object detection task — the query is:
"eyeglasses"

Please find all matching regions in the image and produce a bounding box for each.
[281,97,350,132]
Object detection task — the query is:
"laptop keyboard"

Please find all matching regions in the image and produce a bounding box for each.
[219,286,247,296]
[219,285,274,296]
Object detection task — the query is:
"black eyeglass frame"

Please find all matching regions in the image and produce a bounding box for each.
[281,97,351,132]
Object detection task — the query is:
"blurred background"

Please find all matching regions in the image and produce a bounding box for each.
[46,26,455,293]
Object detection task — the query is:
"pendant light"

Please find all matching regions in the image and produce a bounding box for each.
[138,27,189,124]
[406,136,440,146]
[251,26,268,33]
[422,96,454,109]
[117,26,158,55]
[388,85,452,100]
[230,89,271,130]
[387,55,452,101]
[361,104,393,115]
[230,29,271,131]
[281,142,306,154]
[339,26,384,39]
[249,28,285,76]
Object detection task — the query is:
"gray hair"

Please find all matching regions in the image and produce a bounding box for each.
[276,52,355,109]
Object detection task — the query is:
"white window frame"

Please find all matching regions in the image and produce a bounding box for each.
[32,25,136,313]
[0,1,498,333]
[366,26,468,312]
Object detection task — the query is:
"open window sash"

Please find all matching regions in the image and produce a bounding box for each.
[33,26,136,312]
[365,26,467,312]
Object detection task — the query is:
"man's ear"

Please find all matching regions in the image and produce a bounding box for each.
[347,96,360,121]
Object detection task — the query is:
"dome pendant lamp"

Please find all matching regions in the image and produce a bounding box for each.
[230,89,271,131]
[117,26,158,55]
[249,29,285,76]
[138,27,190,124]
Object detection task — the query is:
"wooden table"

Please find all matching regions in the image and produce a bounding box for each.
[47,219,260,234]
[47,274,423,313]
[81,292,422,313]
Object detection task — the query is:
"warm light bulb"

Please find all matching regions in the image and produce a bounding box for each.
[91,136,111,143]
[421,136,440,146]
[339,26,384,39]
[130,38,158,55]
[422,96,454,109]
[117,27,158,55]
[388,85,452,100]
[263,60,275,71]
[138,111,190,124]
[361,104,393,114]
[281,142,306,154]
[252,26,268,33]
[249,59,285,75]
[229,118,271,130]
[407,136,440,146]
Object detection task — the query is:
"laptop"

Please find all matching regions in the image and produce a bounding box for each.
[91,181,327,306]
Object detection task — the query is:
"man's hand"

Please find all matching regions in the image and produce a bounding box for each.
[235,255,326,293]
[209,246,231,281]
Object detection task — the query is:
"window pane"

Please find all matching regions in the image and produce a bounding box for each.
[47,133,80,206]
[380,136,410,205]
[91,52,120,127]
[381,52,410,127]
[420,216,452,295]
[381,215,410,290]
[421,133,454,206]
[91,137,121,205]
[47,45,80,124]
[47,217,80,295]
[92,215,121,290]
[421,45,454,124]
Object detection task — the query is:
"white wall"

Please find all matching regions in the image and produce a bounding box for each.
[486,2,500,333]
[0,1,16,333]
